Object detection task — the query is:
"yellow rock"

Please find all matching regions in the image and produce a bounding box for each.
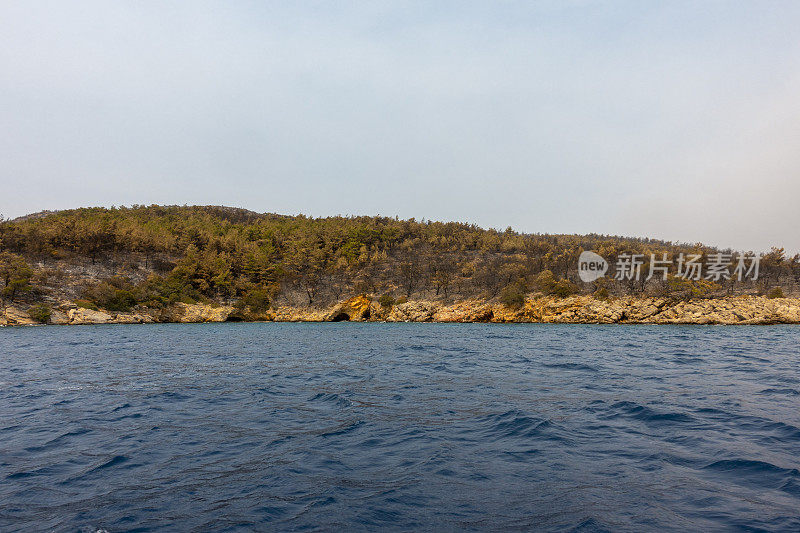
[174,303,234,323]
[4,306,38,326]
[68,308,113,325]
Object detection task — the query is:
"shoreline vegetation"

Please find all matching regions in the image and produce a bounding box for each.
[1,205,799,326]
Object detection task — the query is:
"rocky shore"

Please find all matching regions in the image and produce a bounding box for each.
[3,295,800,326]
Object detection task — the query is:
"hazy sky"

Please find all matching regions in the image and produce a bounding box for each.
[1,1,798,252]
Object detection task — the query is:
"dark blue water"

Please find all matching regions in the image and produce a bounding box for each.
[1,324,799,532]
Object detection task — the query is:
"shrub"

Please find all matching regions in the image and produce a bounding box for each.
[396,295,408,304]
[551,279,579,298]
[239,287,271,312]
[500,283,525,308]
[102,289,136,311]
[593,287,610,300]
[28,304,52,323]
[135,274,200,307]
[666,276,716,300]
[534,270,556,293]
[81,276,137,311]
[379,293,395,307]
[767,287,785,299]
[74,299,99,310]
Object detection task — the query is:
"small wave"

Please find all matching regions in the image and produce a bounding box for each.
[6,471,34,480]
[24,428,91,453]
[149,391,192,401]
[308,392,352,409]
[57,455,133,485]
[671,356,705,364]
[758,387,800,396]
[607,401,696,425]
[89,455,130,473]
[109,412,143,421]
[407,344,436,352]
[703,459,800,496]
[6,463,60,480]
[541,362,599,372]
[569,517,613,533]
[319,420,364,438]
[483,333,514,340]
[476,410,556,440]
[763,421,800,440]
[504,448,542,462]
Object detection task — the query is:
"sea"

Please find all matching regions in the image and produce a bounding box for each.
[1,323,799,531]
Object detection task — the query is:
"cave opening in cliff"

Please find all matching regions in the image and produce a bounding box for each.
[331,312,350,322]
[362,309,370,320]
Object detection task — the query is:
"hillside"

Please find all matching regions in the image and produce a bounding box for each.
[0,205,797,324]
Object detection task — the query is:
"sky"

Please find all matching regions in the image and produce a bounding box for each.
[1,1,799,253]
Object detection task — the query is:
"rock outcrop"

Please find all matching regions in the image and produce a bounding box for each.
[2,306,39,326]
[387,301,436,322]
[271,307,326,322]
[384,296,800,325]
[325,295,375,321]
[65,307,156,325]
[67,307,113,324]
[432,300,494,322]
[3,296,800,326]
[170,303,235,323]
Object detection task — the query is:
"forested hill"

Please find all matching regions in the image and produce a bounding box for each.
[0,205,796,312]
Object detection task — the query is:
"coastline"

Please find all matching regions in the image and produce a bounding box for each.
[3,295,800,326]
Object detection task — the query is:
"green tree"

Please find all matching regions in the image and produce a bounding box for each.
[0,252,33,302]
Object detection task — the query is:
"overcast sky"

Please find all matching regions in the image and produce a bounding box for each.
[1,1,798,252]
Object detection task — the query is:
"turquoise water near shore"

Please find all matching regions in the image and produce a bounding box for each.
[1,323,799,531]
